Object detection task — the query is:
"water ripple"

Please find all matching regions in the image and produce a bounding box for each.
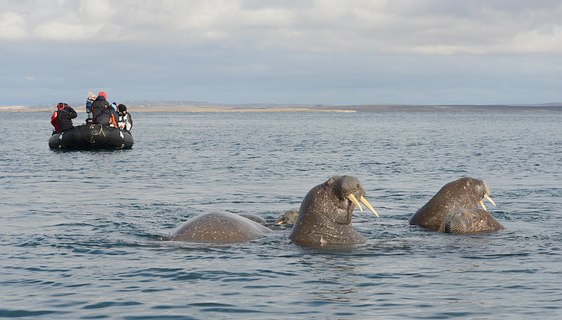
[1,111,561,319]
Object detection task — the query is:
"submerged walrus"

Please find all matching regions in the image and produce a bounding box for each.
[409,177,503,233]
[289,175,378,247]
[275,209,299,225]
[168,212,271,243]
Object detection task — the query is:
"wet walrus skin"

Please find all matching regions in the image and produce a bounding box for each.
[169,212,271,243]
[289,176,378,247]
[442,208,504,233]
[409,177,503,233]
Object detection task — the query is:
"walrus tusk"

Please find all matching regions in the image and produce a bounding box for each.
[479,200,487,211]
[347,194,364,212]
[479,194,496,211]
[484,194,496,207]
[360,195,379,217]
[347,194,379,217]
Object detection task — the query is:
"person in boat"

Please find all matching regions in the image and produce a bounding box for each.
[91,91,109,124]
[117,104,133,131]
[85,91,96,123]
[96,104,119,128]
[50,102,77,134]
[110,102,120,121]
[91,92,118,128]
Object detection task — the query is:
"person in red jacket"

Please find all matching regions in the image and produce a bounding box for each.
[50,102,77,134]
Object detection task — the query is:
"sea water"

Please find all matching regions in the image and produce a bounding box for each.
[0,110,561,319]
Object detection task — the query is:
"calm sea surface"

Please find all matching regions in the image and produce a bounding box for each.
[1,110,561,319]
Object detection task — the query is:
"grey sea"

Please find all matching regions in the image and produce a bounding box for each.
[1,109,561,319]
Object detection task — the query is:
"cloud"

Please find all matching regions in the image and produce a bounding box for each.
[0,12,26,40]
[2,1,562,105]
[33,21,103,41]
[2,0,562,55]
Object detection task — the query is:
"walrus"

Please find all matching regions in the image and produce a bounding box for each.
[275,209,299,225]
[409,177,503,233]
[289,175,378,247]
[239,213,267,225]
[168,212,271,243]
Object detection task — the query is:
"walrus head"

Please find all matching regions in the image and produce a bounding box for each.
[289,175,378,246]
[409,177,498,232]
[476,181,496,211]
[276,209,299,225]
[330,175,378,224]
[443,177,496,212]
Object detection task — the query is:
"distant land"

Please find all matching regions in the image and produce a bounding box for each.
[1,101,562,112]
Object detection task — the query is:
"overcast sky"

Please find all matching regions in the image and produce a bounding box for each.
[2,0,562,106]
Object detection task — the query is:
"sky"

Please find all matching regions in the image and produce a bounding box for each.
[1,0,562,106]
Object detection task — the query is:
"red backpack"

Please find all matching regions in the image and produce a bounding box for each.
[51,111,60,132]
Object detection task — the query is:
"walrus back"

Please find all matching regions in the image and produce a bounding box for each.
[169,212,271,243]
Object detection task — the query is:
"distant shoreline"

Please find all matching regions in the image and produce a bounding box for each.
[1,103,561,113]
[0,105,356,113]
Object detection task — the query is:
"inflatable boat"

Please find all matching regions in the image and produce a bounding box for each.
[49,124,134,150]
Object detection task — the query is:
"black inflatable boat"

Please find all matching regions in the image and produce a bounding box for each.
[49,124,134,150]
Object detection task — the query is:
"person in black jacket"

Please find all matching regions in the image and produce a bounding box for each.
[95,105,119,127]
[50,102,77,133]
[91,91,110,124]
